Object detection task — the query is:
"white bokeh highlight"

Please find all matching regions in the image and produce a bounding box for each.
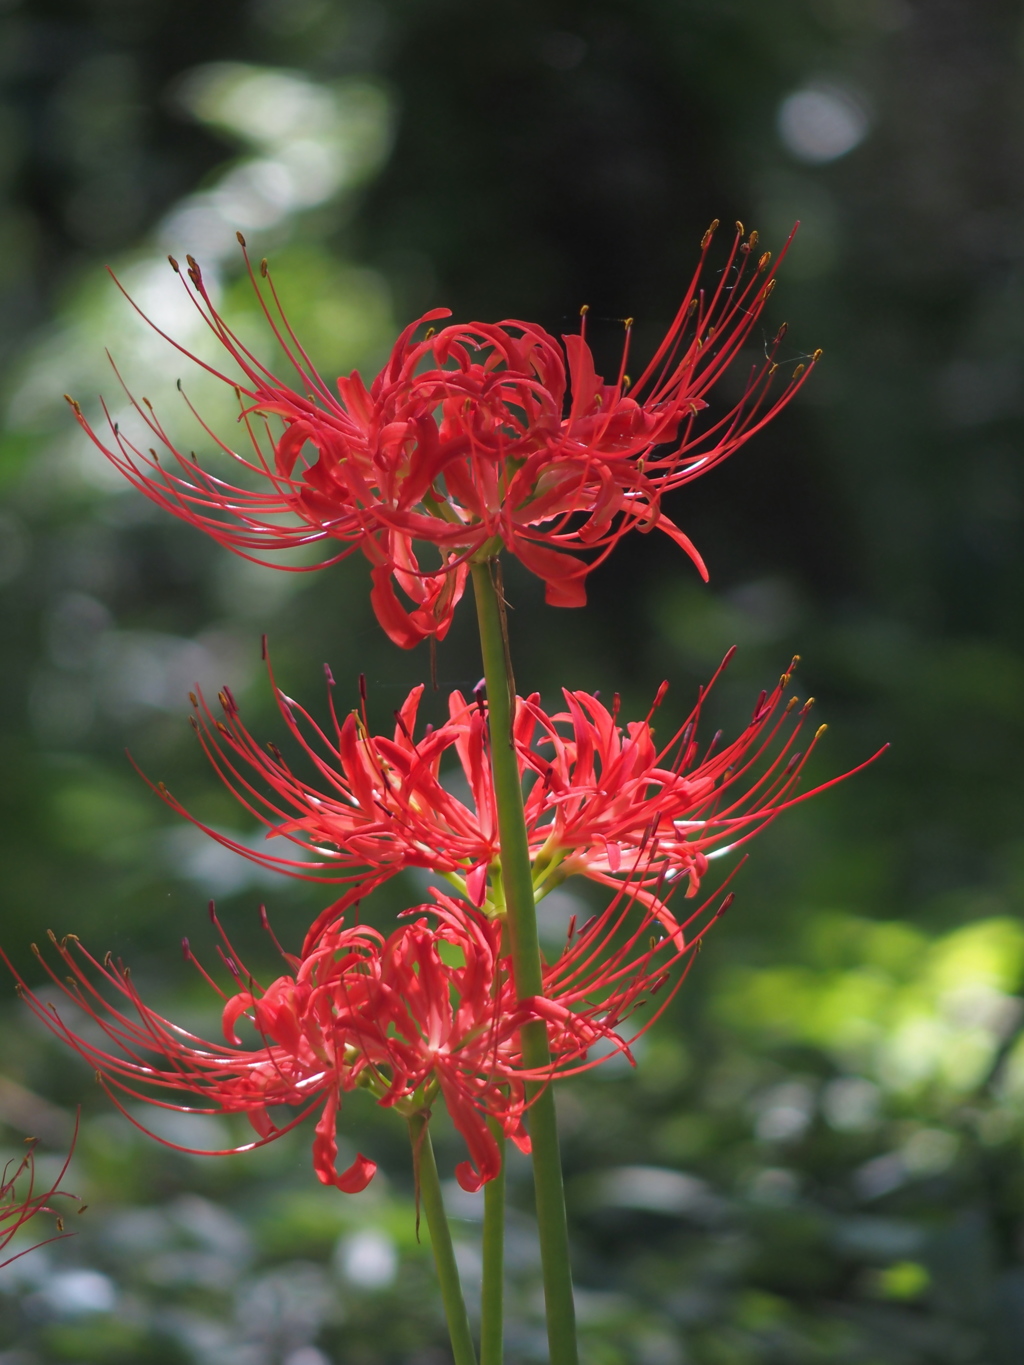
[777,84,870,164]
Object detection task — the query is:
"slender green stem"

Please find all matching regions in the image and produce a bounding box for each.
[408,1114,478,1365]
[471,560,579,1365]
[480,1121,506,1365]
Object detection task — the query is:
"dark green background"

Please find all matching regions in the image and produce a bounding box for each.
[1,2,1023,1361]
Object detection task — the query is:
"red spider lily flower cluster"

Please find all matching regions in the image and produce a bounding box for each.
[11,878,726,1195]
[0,1127,80,1268]
[152,649,877,934]
[5,219,879,1260]
[65,222,820,648]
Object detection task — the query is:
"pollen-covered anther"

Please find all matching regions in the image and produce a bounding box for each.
[792,363,805,379]
[758,252,772,272]
[700,218,720,248]
[63,394,81,413]
[260,259,269,278]
[812,348,824,362]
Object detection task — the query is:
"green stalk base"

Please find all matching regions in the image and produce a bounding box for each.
[409,1114,478,1365]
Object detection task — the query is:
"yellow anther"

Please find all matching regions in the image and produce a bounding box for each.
[700,218,720,249]
[812,348,824,362]
[623,316,634,328]
[762,279,777,300]
[748,229,759,248]
[735,220,744,235]
[580,303,590,316]
[758,251,771,271]
[260,258,269,278]
[792,363,805,379]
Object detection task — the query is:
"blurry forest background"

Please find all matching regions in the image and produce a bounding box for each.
[1,1,1024,1362]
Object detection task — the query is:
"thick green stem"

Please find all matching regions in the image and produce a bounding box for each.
[408,1114,478,1365]
[480,1121,506,1365]
[471,560,579,1365]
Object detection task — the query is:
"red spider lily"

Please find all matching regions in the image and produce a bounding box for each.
[0,1124,81,1268]
[152,648,881,940]
[8,878,725,1195]
[66,222,819,648]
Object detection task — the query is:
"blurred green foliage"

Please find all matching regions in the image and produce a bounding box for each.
[2,0,1024,1361]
